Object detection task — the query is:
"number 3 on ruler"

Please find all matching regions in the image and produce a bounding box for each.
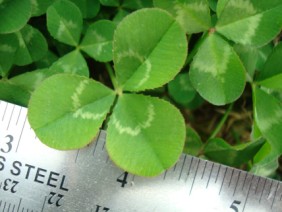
[230,200,241,212]
[1,135,13,153]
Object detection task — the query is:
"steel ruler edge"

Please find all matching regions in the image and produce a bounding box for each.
[0,100,281,212]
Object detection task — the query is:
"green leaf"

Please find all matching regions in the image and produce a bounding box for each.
[0,80,30,106]
[35,51,58,69]
[99,0,119,7]
[123,0,152,9]
[47,0,83,46]
[204,138,265,166]
[113,8,187,92]
[113,9,130,24]
[208,0,217,12]
[14,25,48,66]
[234,44,258,82]
[257,75,282,91]
[168,72,196,105]
[28,74,116,150]
[107,94,185,176]
[31,0,55,17]
[185,93,204,110]
[50,50,89,77]
[0,0,31,33]
[255,44,273,71]
[69,0,100,18]
[10,68,54,93]
[80,20,116,62]
[0,67,71,107]
[153,0,211,33]
[253,86,282,154]
[189,33,246,105]
[257,42,282,81]
[251,141,279,177]
[216,0,282,46]
[256,42,282,90]
[216,0,228,17]
[0,33,18,77]
[183,126,203,156]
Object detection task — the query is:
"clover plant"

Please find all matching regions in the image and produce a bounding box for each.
[0,0,282,178]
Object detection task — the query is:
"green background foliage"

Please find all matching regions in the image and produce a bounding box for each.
[0,0,282,179]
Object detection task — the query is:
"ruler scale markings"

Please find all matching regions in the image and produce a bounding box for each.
[178,155,187,180]
[241,172,248,190]
[163,170,167,180]
[215,164,221,183]
[2,103,8,121]
[219,167,227,195]
[93,137,101,156]
[16,107,22,126]
[242,175,254,212]
[102,141,105,150]
[201,161,207,179]
[259,178,267,203]
[7,105,15,130]
[229,169,235,187]
[41,197,46,212]
[2,103,8,122]
[185,157,194,182]
[16,199,22,212]
[3,201,6,212]
[255,177,261,195]
[15,116,27,152]
[189,159,200,195]
[1,101,282,212]
[267,180,274,199]
[173,163,177,171]
[74,150,80,163]
[271,182,279,209]
[206,162,214,188]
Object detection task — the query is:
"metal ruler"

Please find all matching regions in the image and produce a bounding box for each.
[0,100,281,212]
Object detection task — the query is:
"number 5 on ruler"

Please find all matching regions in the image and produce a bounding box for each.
[230,200,241,212]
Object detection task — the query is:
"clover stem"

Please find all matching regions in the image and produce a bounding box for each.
[197,103,234,157]
[184,31,208,66]
[209,102,234,140]
[105,63,121,94]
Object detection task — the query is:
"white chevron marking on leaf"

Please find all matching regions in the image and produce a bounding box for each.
[32,72,45,90]
[237,14,262,45]
[112,103,155,136]
[0,44,16,53]
[57,19,78,39]
[228,0,257,15]
[193,44,231,82]
[136,59,152,87]
[116,49,144,63]
[16,33,25,48]
[71,79,89,109]
[31,0,39,14]
[73,108,107,120]
[25,28,35,43]
[91,30,106,42]
[259,109,282,132]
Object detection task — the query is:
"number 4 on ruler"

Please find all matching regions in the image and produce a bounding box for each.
[116,172,128,187]
[95,205,110,211]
